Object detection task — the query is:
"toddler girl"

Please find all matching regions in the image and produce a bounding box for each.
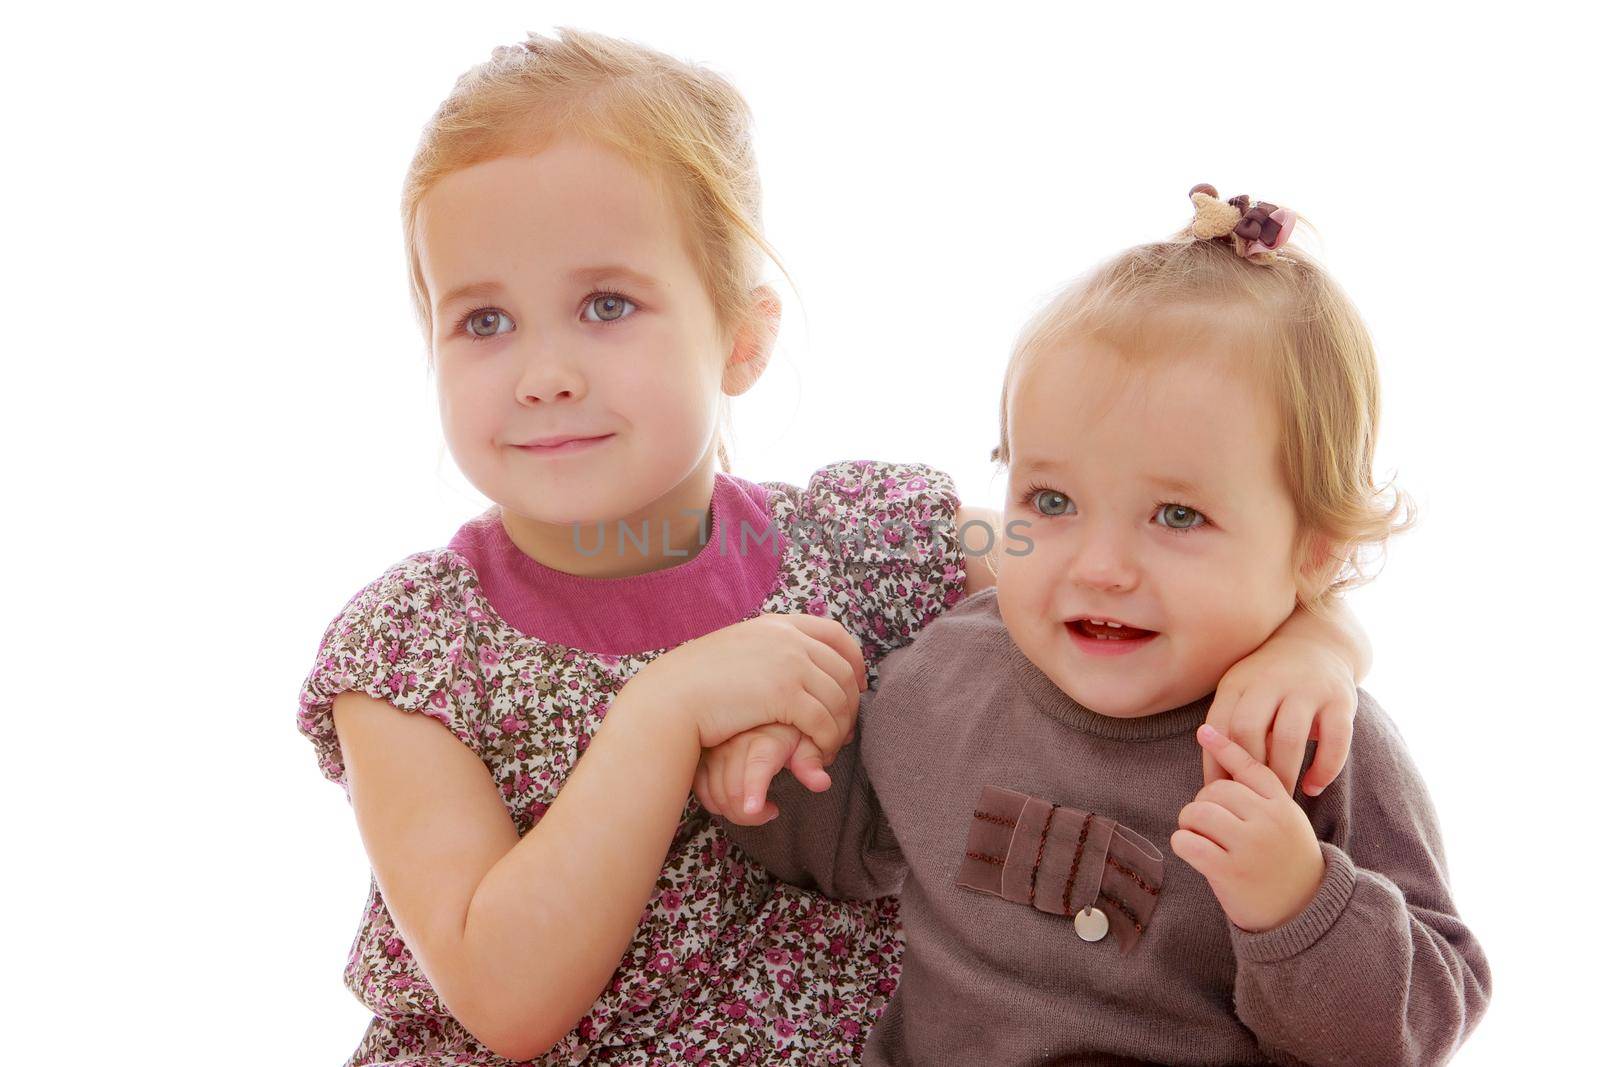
[298,29,1372,1066]
[703,187,1491,1065]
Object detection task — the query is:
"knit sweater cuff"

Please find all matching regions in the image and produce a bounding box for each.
[1229,841,1357,964]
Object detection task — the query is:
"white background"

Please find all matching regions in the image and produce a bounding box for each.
[6,1,1592,1061]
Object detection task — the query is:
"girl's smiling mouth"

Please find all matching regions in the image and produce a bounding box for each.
[1065,616,1160,656]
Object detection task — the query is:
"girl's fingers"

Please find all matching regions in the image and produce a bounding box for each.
[1228,688,1280,768]
[801,633,862,725]
[1267,696,1318,796]
[1195,723,1284,799]
[787,614,868,692]
[795,662,849,755]
[1201,682,1243,786]
[1301,697,1355,797]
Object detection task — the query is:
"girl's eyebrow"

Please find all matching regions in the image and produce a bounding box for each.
[567,265,663,291]
[436,267,664,315]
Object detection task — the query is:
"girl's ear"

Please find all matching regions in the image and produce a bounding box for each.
[1293,529,1345,604]
[722,285,782,397]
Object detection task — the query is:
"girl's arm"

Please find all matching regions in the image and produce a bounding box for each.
[1206,596,1372,797]
[333,685,701,1061]
[332,611,864,1061]
[957,505,1001,596]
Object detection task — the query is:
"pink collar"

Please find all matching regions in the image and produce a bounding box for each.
[447,471,786,656]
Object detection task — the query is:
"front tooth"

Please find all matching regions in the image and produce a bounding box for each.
[1105,621,1123,628]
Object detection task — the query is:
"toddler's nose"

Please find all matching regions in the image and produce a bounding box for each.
[1065,529,1139,593]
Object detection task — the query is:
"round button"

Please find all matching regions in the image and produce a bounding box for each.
[1074,906,1109,942]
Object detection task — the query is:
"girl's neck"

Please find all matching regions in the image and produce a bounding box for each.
[449,463,785,656]
[498,458,718,580]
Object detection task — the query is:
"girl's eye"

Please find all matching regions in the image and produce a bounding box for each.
[582,293,636,323]
[458,307,514,341]
[1156,503,1207,531]
[1031,488,1075,517]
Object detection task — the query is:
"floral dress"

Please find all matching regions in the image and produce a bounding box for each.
[297,460,968,1065]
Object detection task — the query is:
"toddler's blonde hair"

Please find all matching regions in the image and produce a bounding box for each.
[991,232,1415,610]
[402,27,785,471]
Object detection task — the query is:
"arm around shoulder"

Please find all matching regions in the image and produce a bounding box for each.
[956,504,999,597]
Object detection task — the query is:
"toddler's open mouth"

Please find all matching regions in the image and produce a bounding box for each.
[1065,617,1159,655]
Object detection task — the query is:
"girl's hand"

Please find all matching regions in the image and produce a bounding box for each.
[1204,634,1356,798]
[693,723,838,825]
[1173,724,1327,933]
[624,612,866,758]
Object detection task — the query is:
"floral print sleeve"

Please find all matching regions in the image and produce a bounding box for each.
[787,459,968,671]
[298,466,964,1065]
[297,552,485,793]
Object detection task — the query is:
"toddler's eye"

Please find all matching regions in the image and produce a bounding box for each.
[463,308,514,339]
[1033,489,1075,516]
[1156,504,1206,530]
[583,293,636,323]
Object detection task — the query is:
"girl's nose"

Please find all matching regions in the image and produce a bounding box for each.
[1065,528,1140,593]
[515,350,587,405]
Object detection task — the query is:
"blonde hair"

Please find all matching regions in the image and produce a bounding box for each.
[991,232,1416,610]
[401,27,787,472]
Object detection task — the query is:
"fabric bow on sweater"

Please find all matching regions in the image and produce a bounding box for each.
[956,784,1165,955]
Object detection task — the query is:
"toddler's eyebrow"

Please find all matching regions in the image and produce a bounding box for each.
[1149,475,1204,498]
[1015,456,1063,475]
[1014,460,1208,500]
[437,279,505,312]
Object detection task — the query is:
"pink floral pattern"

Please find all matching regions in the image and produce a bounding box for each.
[298,460,967,1065]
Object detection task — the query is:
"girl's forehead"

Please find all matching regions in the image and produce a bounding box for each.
[415,145,694,293]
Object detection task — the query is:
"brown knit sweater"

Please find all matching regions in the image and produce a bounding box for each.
[717,589,1491,1066]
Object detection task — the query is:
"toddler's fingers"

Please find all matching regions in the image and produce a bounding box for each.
[1300,698,1354,797]
[1201,680,1243,786]
[787,737,832,793]
[718,740,747,818]
[693,760,721,816]
[740,735,791,816]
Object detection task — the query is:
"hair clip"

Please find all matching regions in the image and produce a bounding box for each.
[1187,183,1297,262]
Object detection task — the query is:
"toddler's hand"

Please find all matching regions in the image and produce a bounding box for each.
[693,723,844,825]
[1172,724,1326,932]
[1205,636,1355,797]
